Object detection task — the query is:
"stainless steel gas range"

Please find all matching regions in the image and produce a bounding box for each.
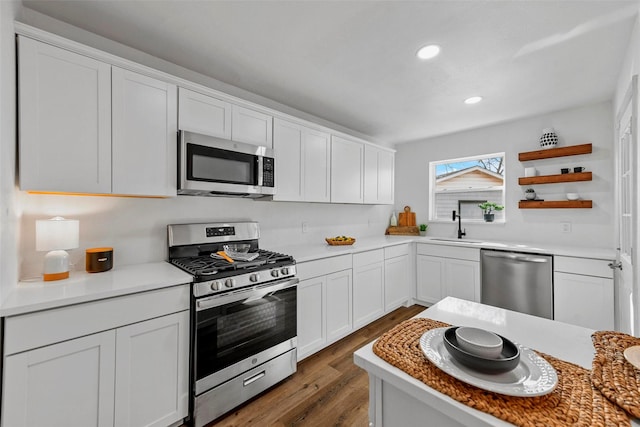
[167,221,298,427]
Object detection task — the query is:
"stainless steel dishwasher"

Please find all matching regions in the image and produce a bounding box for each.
[480,249,553,319]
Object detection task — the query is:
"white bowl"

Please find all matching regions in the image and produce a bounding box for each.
[455,327,503,359]
[566,193,579,200]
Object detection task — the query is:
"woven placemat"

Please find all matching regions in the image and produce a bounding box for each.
[592,331,640,418]
[372,318,629,427]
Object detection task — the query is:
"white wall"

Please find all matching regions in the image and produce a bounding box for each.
[395,101,615,249]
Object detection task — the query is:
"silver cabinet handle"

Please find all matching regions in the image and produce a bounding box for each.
[483,251,549,263]
[243,371,265,387]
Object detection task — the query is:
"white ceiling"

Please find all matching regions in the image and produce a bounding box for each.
[22,0,638,145]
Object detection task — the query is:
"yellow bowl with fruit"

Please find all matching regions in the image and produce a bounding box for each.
[325,236,356,246]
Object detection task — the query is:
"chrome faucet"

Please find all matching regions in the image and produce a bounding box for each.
[452,210,466,239]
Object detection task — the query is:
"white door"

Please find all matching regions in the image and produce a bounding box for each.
[297,276,326,359]
[2,331,116,427]
[384,255,410,311]
[112,67,177,196]
[303,128,331,202]
[273,118,304,201]
[178,87,232,139]
[445,259,480,302]
[114,311,189,427]
[326,269,353,342]
[353,262,385,328]
[615,75,637,335]
[18,36,111,194]
[416,255,444,303]
[330,136,364,203]
[231,105,273,147]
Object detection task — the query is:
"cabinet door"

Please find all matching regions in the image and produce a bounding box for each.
[114,311,189,427]
[326,269,353,342]
[231,105,273,147]
[353,262,385,328]
[273,118,304,201]
[2,331,116,427]
[384,254,410,311]
[554,272,614,330]
[304,128,331,202]
[297,276,326,360]
[18,36,111,193]
[363,144,379,204]
[444,259,480,302]
[178,87,232,139]
[377,149,395,204]
[330,136,364,203]
[112,67,177,197]
[416,255,444,303]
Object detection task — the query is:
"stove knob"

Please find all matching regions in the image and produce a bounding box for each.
[210,281,222,291]
[271,270,279,278]
[225,278,235,288]
[250,273,260,282]
[281,267,289,275]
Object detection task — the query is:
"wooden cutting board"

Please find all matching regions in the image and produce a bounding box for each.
[398,206,416,227]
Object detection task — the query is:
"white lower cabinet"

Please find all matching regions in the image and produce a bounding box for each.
[384,244,412,312]
[353,249,385,329]
[296,255,353,360]
[416,244,480,304]
[3,331,117,427]
[554,256,615,330]
[1,286,190,427]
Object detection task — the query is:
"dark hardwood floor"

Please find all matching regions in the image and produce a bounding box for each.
[206,304,426,427]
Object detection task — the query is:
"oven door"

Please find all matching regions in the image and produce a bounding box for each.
[194,278,297,395]
[179,130,275,196]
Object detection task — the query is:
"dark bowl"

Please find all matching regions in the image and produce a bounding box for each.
[443,327,520,374]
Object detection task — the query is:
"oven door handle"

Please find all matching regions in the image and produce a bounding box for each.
[196,278,299,311]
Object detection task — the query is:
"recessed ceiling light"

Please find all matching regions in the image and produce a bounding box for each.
[464,96,483,105]
[416,44,440,60]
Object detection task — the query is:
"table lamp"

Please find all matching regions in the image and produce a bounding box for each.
[36,216,79,281]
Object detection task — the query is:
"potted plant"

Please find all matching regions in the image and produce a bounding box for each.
[478,202,504,222]
[419,224,428,236]
[525,188,536,200]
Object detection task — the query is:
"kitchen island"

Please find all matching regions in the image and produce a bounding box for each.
[354,297,640,427]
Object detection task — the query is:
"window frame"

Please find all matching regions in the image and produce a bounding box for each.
[428,152,506,223]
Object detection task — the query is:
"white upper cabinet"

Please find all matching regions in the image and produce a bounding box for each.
[18,36,112,194]
[364,145,394,204]
[330,135,364,203]
[273,118,330,202]
[178,87,232,139]
[112,67,177,197]
[231,105,273,148]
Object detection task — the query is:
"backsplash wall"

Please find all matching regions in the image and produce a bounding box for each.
[18,193,392,280]
[394,101,615,249]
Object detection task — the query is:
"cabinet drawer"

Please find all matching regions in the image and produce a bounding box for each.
[554,256,613,278]
[353,249,384,267]
[384,244,409,259]
[417,244,480,262]
[4,285,190,355]
[296,255,352,281]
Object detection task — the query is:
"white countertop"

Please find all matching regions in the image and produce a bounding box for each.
[275,235,615,264]
[353,297,639,426]
[0,262,193,317]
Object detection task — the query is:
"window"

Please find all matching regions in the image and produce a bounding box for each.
[429,153,505,222]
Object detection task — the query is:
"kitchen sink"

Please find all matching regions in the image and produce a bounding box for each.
[429,238,483,244]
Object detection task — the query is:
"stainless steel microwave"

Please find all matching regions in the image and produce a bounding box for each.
[178,130,275,198]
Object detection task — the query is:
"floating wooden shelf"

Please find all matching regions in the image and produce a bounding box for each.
[518,143,592,161]
[518,171,592,185]
[518,200,592,209]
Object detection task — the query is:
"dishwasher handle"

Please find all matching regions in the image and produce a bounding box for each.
[482,251,550,263]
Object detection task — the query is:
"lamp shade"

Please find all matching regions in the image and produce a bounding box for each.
[36,217,79,251]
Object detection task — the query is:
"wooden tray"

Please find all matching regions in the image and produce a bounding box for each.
[385,226,419,236]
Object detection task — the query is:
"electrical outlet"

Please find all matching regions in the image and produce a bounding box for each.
[561,222,571,233]
[302,222,309,233]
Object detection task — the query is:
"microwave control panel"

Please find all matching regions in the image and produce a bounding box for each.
[262,157,275,187]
